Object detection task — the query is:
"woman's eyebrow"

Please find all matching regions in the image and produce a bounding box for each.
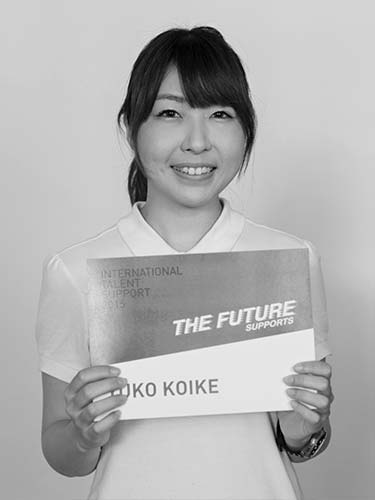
[156,93,186,103]
[155,94,235,111]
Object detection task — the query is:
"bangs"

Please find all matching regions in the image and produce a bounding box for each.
[171,36,246,109]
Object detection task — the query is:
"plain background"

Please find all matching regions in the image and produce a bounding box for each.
[1,1,374,499]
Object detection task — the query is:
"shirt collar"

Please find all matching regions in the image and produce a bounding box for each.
[117,197,244,256]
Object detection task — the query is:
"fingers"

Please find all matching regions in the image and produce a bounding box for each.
[77,394,128,427]
[76,409,123,451]
[64,365,126,421]
[283,373,331,396]
[64,365,127,451]
[68,365,121,395]
[293,360,332,379]
[283,360,334,428]
[286,387,331,414]
[74,376,127,410]
[88,410,122,437]
[64,365,128,452]
[289,400,327,426]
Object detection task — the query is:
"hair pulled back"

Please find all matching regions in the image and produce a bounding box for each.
[117,26,257,205]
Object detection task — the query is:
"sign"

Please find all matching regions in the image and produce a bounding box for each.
[87,249,315,420]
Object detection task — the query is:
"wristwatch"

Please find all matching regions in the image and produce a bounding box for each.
[276,419,327,459]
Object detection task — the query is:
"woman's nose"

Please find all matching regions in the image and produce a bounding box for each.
[181,117,212,153]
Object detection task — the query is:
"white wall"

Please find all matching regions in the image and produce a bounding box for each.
[1,1,374,499]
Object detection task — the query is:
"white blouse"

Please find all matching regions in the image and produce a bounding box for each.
[35,198,331,500]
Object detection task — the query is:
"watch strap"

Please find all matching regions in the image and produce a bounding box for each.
[276,419,327,458]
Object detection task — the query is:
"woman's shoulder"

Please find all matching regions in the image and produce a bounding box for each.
[41,217,133,291]
[235,210,317,253]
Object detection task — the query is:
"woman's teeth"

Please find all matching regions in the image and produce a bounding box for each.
[173,166,215,176]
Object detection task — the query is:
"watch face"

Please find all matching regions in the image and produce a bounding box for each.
[302,428,327,457]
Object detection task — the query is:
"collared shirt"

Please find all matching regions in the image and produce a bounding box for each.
[35,198,331,500]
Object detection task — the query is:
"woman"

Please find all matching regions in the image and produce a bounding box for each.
[36,26,333,499]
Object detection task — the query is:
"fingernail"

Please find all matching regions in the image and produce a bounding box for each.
[111,367,121,375]
[294,364,303,371]
[283,375,294,384]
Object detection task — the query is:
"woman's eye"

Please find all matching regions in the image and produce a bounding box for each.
[157,109,179,118]
[213,111,232,119]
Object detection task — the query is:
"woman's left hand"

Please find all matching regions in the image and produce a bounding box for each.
[278,360,334,445]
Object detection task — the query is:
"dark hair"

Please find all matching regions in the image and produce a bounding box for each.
[117,26,257,205]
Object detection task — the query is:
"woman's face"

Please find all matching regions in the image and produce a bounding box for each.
[132,65,246,210]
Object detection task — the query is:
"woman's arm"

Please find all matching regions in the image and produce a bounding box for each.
[41,367,127,477]
[41,373,102,477]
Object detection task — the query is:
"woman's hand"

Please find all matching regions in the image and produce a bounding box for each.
[64,365,128,452]
[278,360,334,447]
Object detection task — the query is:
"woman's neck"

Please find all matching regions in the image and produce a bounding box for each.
[139,196,223,252]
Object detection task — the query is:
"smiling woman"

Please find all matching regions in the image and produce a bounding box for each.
[35,24,333,500]
[131,65,248,218]
[117,26,257,206]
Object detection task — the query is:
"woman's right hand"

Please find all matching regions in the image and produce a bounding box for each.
[64,365,128,452]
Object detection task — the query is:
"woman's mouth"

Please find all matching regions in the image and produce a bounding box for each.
[171,164,216,177]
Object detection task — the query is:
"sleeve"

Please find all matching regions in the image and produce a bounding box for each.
[34,253,90,383]
[304,240,332,360]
